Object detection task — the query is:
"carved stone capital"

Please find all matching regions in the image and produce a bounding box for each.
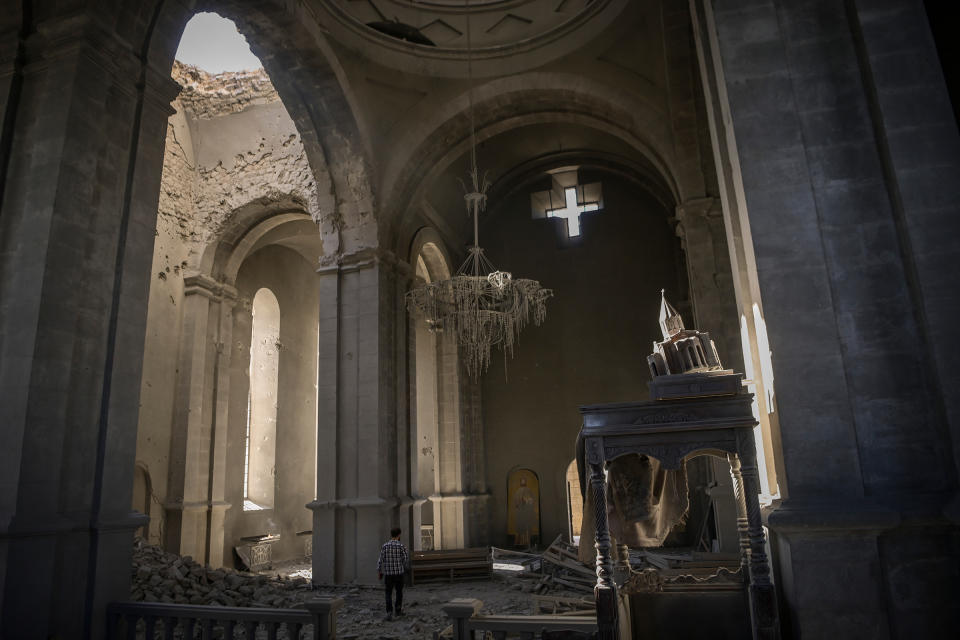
[143,64,181,117]
[675,197,722,223]
[317,247,380,274]
[183,273,237,304]
[767,499,901,536]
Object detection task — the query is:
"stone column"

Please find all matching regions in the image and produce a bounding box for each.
[460,365,491,547]
[164,275,236,566]
[309,249,405,584]
[0,12,178,637]
[308,262,339,584]
[691,0,959,636]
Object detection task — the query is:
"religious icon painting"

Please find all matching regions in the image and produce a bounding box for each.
[506,468,540,548]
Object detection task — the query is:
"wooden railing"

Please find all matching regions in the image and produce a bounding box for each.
[106,596,343,639]
[442,599,598,640]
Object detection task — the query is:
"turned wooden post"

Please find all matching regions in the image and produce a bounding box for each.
[733,432,780,640]
[587,438,618,640]
[727,452,751,579]
[615,544,631,585]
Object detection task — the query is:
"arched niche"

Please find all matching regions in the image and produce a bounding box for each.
[507,468,541,548]
[197,209,323,285]
[406,228,458,549]
[222,232,322,566]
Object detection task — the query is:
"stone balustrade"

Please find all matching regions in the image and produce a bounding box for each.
[106,597,343,639]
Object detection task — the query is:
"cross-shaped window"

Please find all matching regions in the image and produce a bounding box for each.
[546,186,600,237]
[530,171,603,240]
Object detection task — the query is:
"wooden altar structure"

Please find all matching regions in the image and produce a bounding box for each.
[579,389,780,640]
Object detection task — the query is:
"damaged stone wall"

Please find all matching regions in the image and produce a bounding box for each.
[174,64,279,119]
[156,62,322,251]
[136,62,325,549]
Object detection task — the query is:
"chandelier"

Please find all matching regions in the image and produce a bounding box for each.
[406,2,552,378]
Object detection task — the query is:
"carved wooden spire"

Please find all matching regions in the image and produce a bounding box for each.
[658,289,684,340]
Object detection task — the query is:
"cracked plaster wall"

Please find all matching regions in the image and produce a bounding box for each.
[157,62,322,252]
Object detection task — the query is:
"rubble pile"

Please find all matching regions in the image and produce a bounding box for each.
[128,539,539,640]
[130,538,311,608]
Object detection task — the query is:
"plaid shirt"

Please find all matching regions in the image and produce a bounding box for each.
[377,539,409,576]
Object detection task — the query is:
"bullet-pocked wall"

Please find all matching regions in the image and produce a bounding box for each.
[133,59,325,566]
[481,169,687,547]
[4,1,959,636]
[225,244,320,564]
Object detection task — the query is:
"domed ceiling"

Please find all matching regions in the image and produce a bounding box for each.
[309,0,630,77]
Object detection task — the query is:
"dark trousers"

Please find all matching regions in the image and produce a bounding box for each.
[384,574,404,613]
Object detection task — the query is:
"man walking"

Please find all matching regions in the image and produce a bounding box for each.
[377,527,409,621]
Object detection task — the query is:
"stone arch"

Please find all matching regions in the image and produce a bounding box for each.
[385,77,685,251]
[195,203,321,286]
[150,195,322,564]
[382,72,674,194]
[506,467,541,547]
[145,0,377,259]
[408,227,453,282]
[487,149,679,217]
[406,227,464,550]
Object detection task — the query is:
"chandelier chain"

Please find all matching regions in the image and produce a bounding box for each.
[405,0,553,378]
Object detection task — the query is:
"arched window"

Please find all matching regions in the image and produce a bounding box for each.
[245,288,280,510]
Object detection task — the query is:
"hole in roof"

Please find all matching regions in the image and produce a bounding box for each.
[176,12,263,73]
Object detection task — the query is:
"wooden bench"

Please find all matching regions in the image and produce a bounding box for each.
[411,548,492,584]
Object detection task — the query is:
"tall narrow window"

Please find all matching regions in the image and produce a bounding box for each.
[245,288,280,510]
[566,459,583,544]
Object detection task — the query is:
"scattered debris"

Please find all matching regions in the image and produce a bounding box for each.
[130,538,310,608]
[491,536,597,596]
[531,594,595,616]
[128,538,559,640]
